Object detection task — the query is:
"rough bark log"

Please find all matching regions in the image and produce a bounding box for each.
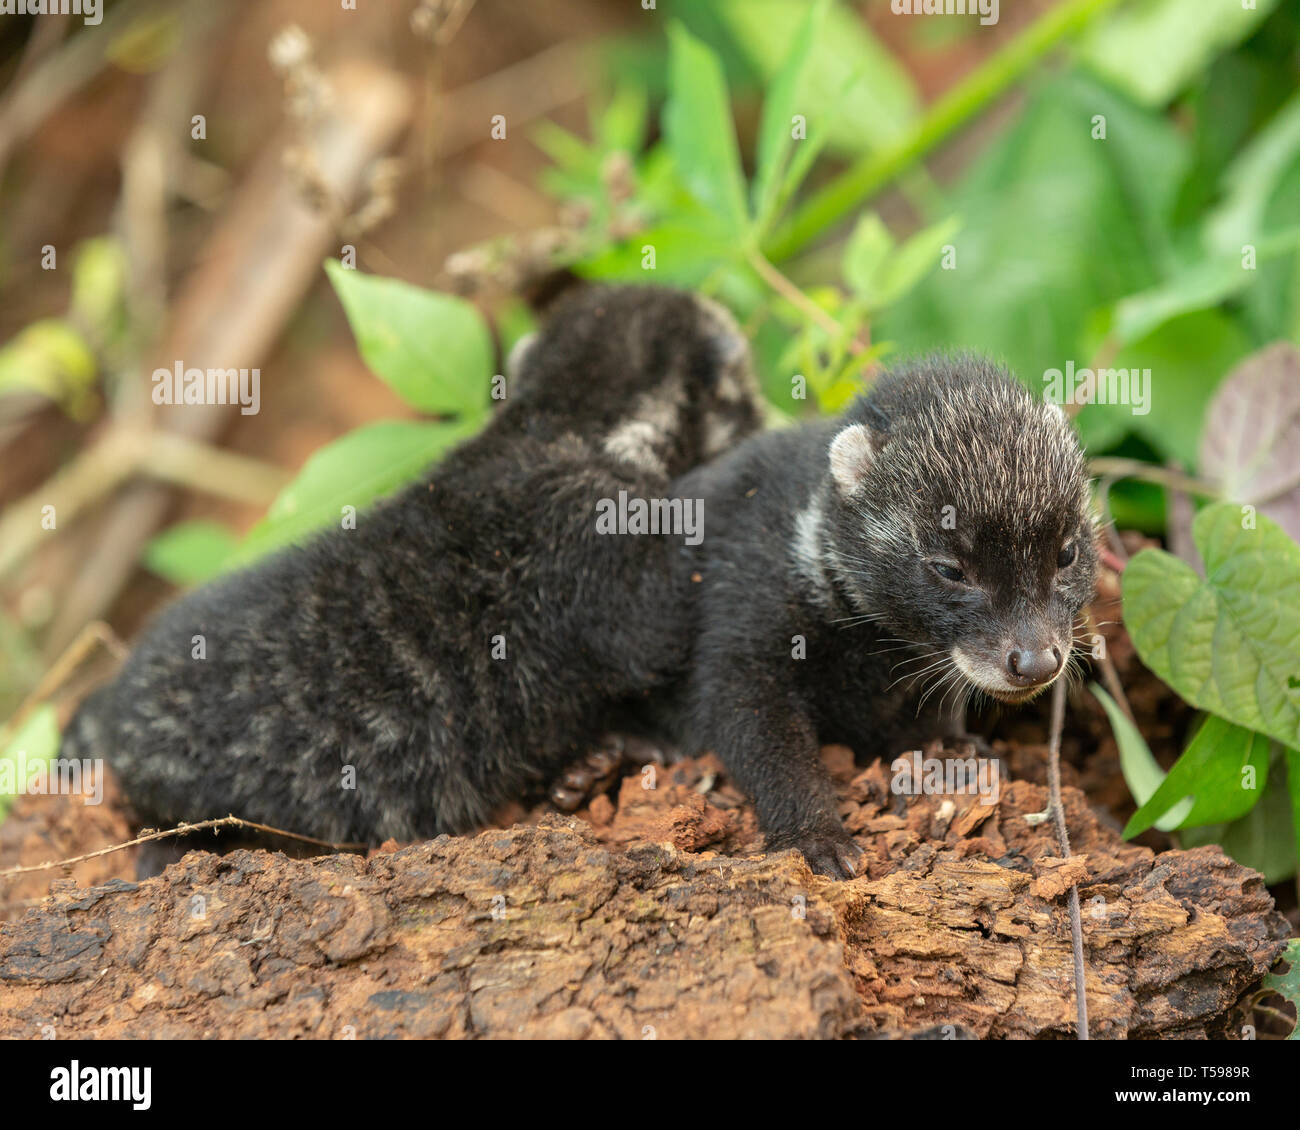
[0,749,1289,1039]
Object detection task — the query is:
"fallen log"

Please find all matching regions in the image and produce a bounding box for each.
[0,749,1289,1039]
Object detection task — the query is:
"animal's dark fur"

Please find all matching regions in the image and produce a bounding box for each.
[63,285,762,848]
[661,355,1097,877]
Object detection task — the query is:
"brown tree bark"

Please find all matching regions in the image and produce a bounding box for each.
[0,756,1289,1039]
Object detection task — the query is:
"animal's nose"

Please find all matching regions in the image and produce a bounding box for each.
[1006,646,1063,685]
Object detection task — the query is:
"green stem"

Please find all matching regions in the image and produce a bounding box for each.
[763,0,1124,262]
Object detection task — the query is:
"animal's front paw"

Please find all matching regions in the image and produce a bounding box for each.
[772,827,865,880]
[948,731,994,757]
[547,734,671,812]
[549,738,625,812]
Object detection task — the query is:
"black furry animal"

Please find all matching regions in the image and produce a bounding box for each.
[660,356,1098,878]
[63,285,762,853]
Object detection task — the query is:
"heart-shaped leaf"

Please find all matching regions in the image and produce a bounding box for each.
[1199,342,1300,542]
[1123,502,1300,750]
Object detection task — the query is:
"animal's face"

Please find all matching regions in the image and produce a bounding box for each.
[825,362,1097,705]
[903,492,1098,704]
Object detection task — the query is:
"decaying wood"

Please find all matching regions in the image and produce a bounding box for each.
[0,749,1288,1039]
[26,58,412,657]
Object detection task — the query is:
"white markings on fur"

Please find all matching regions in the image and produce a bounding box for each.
[791,494,831,602]
[602,380,685,475]
[951,645,1058,701]
[603,419,667,473]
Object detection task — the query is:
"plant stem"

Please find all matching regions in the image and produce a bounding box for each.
[745,246,867,352]
[763,0,1124,262]
[139,432,289,506]
[1089,457,1222,499]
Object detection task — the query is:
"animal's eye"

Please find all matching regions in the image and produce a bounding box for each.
[1057,542,1077,568]
[930,561,966,584]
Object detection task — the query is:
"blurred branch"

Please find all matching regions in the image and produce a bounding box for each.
[115,0,228,419]
[39,58,412,659]
[0,0,161,179]
[1089,457,1222,499]
[764,0,1125,261]
[0,429,287,581]
[436,41,591,159]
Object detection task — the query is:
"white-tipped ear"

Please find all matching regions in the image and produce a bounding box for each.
[828,423,874,496]
[506,332,538,387]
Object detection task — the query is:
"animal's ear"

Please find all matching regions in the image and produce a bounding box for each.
[506,332,538,388]
[828,423,874,496]
[694,296,750,372]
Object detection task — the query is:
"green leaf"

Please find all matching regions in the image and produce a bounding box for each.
[1206,90,1300,255]
[845,214,962,313]
[1111,225,1300,346]
[1078,0,1279,108]
[1,705,58,820]
[594,80,647,155]
[0,318,97,417]
[531,119,599,181]
[842,213,893,299]
[1181,764,1296,884]
[578,218,739,286]
[1123,503,1300,751]
[1074,308,1251,470]
[1261,938,1300,1040]
[1123,715,1270,838]
[1091,683,1190,833]
[143,520,239,587]
[877,72,1186,388]
[713,0,919,155]
[664,23,749,239]
[233,419,473,564]
[1204,92,1300,343]
[70,236,128,341]
[325,261,492,420]
[750,0,826,233]
[1288,746,1300,891]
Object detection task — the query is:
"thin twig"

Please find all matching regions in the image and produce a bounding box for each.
[0,816,367,880]
[1089,457,1222,499]
[0,622,126,749]
[1084,608,1133,725]
[745,247,867,354]
[1046,677,1090,1040]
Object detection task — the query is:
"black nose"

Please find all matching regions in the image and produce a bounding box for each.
[1006,646,1063,685]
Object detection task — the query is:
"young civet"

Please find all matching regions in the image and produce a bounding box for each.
[667,355,1098,878]
[63,285,762,859]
